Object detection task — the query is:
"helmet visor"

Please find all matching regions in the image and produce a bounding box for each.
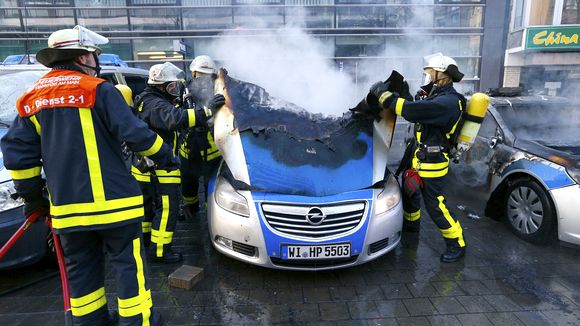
[75,25,109,52]
[165,81,183,97]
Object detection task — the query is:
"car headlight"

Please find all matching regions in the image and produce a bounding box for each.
[0,180,24,212]
[215,176,250,217]
[567,167,580,184]
[374,174,401,215]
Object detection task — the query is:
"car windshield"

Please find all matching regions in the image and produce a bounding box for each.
[0,71,45,125]
[497,101,580,146]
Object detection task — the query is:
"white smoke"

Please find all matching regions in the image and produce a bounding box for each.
[206,3,462,116]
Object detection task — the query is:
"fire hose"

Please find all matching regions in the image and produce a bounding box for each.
[0,208,73,325]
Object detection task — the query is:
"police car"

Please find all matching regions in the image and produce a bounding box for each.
[207,74,403,271]
[0,55,148,269]
[447,93,580,245]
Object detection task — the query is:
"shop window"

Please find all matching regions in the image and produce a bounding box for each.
[562,0,580,24]
[513,0,525,30]
[130,8,181,30]
[529,0,555,25]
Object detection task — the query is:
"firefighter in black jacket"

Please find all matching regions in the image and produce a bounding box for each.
[1,26,178,325]
[180,55,223,218]
[133,62,225,263]
[365,53,467,263]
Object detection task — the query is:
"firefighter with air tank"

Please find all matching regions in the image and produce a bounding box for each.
[179,55,224,219]
[131,62,225,263]
[359,53,489,263]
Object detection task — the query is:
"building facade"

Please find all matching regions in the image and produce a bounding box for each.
[504,0,580,101]
[1,0,504,93]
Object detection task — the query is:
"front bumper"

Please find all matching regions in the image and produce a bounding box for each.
[208,188,403,271]
[550,184,580,245]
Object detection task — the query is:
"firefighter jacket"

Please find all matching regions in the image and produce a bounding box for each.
[1,68,175,234]
[390,84,466,178]
[134,86,201,155]
[179,86,221,163]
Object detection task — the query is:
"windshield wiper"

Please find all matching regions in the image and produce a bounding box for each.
[0,121,11,128]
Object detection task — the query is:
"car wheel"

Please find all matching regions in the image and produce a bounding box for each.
[504,178,557,244]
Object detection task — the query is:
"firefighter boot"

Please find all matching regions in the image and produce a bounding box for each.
[151,245,183,264]
[403,220,420,233]
[440,238,465,263]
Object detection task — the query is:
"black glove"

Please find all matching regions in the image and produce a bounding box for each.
[157,154,180,172]
[194,106,212,127]
[369,81,397,109]
[23,197,49,219]
[207,94,226,113]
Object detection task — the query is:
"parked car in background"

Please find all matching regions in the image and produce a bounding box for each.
[446,94,580,245]
[0,57,148,269]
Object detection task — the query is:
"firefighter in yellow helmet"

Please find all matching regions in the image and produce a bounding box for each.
[1,25,177,325]
[180,55,224,218]
[359,53,467,263]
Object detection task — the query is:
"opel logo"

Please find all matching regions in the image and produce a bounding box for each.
[306,207,325,225]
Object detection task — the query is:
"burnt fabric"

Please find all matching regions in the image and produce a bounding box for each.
[221,74,376,196]
[60,223,160,325]
[403,171,465,248]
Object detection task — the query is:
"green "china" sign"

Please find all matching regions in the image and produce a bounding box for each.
[526,26,580,50]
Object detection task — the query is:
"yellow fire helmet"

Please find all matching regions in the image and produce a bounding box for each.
[36,25,109,67]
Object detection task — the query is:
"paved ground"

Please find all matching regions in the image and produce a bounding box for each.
[1,197,580,326]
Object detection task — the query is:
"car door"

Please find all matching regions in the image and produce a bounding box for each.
[446,109,507,213]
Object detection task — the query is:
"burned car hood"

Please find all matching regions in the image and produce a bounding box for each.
[213,71,393,197]
[514,138,580,169]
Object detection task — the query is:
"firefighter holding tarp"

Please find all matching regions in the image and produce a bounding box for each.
[133,62,224,263]
[180,55,224,218]
[359,53,467,263]
[1,25,178,325]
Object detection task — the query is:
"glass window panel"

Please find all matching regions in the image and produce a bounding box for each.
[562,0,580,24]
[77,9,130,31]
[432,35,481,56]
[0,7,22,32]
[130,0,177,5]
[130,8,181,30]
[337,6,386,28]
[0,40,25,63]
[285,6,334,28]
[183,8,233,30]
[434,6,483,27]
[133,38,173,60]
[74,0,125,7]
[22,9,75,32]
[99,39,133,60]
[335,36,385,57]
[232,6,284,28]
[22,0,73,5]
[529,0,555,25]
[513,0,525,29]
[181,0,231,4]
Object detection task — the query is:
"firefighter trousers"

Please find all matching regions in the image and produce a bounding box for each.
[59,222,161,326]
[402,175,466,248]
[151,169,181,257]
[179,155,221,213]
[131,166,158,241]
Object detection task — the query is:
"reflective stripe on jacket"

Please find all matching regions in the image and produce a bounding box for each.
[1,69,170,233]
[390,84,466,178]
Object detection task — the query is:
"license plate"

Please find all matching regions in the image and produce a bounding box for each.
[284,243,351,260]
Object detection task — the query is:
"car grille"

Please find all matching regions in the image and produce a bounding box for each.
[270,255,359,268]
[261,201,366,238]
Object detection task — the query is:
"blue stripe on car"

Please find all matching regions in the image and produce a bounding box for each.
[502,159,575,190]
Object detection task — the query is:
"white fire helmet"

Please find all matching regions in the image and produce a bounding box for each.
[148,62,185,85]
[189,55,216,74]
[36,25,109,67]
[423,52,464,82]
